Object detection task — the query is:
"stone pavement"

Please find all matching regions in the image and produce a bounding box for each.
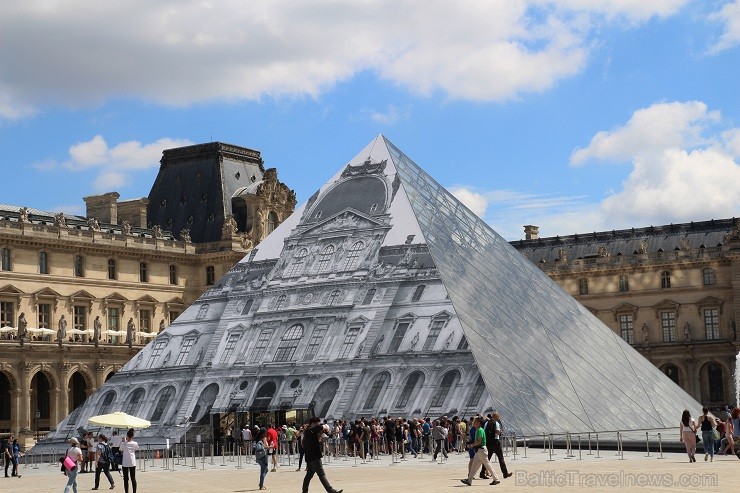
[8,449,737,493]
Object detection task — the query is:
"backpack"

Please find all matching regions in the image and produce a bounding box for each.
[100,443,114,464]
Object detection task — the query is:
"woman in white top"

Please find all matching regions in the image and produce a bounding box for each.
[121,428,140,493]
[679,409,697,462]
[63,437,84,493]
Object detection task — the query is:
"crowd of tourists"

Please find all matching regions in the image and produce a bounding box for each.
[680,406,740,463]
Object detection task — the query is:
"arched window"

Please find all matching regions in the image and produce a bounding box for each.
[327,290,341,306]
[317,245,335,274]
[663,365,679,385]
[364,373,389,409]
[342,241,365,271]
[267,211,278,233]
[708,363,724,402]
[429,371,458,408]
[70,372,87,411]
[241,299,254,315]
[150,386,175,421]
[466,375,486,408]
[0,372,10,421]
[99,391,116,415]
[660,271,671,289]
[125,388,145,415]
[286,248,309,277]
[275,294,288,310]
[252,381,277,410]
[395,372,423,408]
[702,268,716,286]
[274,324,303,362]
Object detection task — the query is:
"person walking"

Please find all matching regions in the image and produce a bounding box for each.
[486,412,512,478]
[295,424,306,471]
[10,438,21,478]
[63,437,84,493]
[92,434,115,490]
[1,435,11,477]
[461,416,499,486]
[254,428,269,490]
[697,407,717,462]
[266,424,279,472]
[679,409,697,462]
[721,417,735,455]
[432,420,448,461]
[302,416,342,493]
[121,428,139,493]
[109,431,122,472]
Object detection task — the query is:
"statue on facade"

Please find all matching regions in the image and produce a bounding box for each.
[19,207,29,222]
[122,221,132,235]
[222,214,238,238]
[159,319,166,333]
[638,241,648,254]
[93,316,102,347]
[598,245,610,258]
[54,212,67,228]
[87,217,100,231]
[683,322,691,342]
[180,229,191,243]
[57,315,67,346]
[126,318,135,347]
[641,323,649,344]
[371,334,384,356]
[679,237,691,251]
[558,248,567,262]
[152,225,164,239]
[17,313,27,345]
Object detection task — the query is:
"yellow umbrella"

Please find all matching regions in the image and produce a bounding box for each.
[88,411,151,429]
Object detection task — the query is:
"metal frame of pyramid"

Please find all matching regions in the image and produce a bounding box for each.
[39,135,700,449]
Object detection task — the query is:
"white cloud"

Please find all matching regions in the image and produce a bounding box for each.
[362,105,411,126]
[0,0,689,119]
[709,0,740,53]
[451,187,489,217]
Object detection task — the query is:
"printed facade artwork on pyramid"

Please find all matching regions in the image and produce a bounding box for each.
[43,136,699,446]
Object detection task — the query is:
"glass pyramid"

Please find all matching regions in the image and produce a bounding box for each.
[39,136,699,449]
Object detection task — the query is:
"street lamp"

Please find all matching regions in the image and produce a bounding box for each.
[35,410,40,440]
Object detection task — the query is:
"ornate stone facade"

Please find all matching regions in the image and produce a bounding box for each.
[513,218,740,406]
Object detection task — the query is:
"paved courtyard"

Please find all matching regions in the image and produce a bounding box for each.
[8,448,736,493]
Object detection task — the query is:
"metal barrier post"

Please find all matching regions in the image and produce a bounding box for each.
[595,434,601,459]
[657,432,665,460]
[587,432,593,455]
[645,432,651,457]
[578,435,582,460]
[542,433,547,453]
[564,433,572,459]
[523,436,528,459]
[353,442,358,468]
[618,432,625,460]
[210,444,214,465]
[547,433,554,462]
[512,433,518,460]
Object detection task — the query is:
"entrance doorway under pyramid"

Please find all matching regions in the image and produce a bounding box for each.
[42,136,699,446]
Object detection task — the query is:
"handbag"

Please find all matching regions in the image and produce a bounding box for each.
[63,455,77,471]
[254,441,267,460]
[712,429,721,441]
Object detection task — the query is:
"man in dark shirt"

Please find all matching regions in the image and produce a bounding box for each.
[302,417,342,493]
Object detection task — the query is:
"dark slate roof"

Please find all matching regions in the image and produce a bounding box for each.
[147,142,265,243]
[510,218,736,263]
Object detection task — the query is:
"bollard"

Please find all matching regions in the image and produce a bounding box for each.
[210,444,215,465]
[523,435,528,459]
[578,435,582,461]
[657,432,665,459]
[547,433,555,462]
[222,445,227,466]
[587,432,593,455]
[542,433,547,453]
[353,442,358,468]
[512,433,517,461]
[564,433,572,460]
[645,432,651,457]
[595,433,601,459]
[617,431,625,460]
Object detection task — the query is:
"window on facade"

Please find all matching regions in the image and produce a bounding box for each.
[466,375,486,408]
[169,310,181,324]
[430,371,457,408]
[327,290,341,306]
[150,386,174,421]
[578,278,588,295]
[139,309,151,333]
[275,295,288,310]
[267,212,278,233]
[362,288,376,305]
[0,301,13,327]
[73,306,87,331]
[303,325,327,361]
[286,248,308,277]
[38,251,48,274]
[139,262,148,283]
[395,372,422,408]
[363,373,389,409]
[73,255,84,277]
[660,271,671,289]
[175,337,196,365]
[457,336,469,351]
[195,303,209,320]
[338,326,361,359]
[342,241,365,271]
[38,303,51,329]
[661,311,676,342]
[147,340,167,369]
[317,245,335,274]
[702,268,716,286]
[704,308,720,340]
[241,299,254,315]
[107,258,116,280]
[99,391,116,415]
[388,320,411,353]
[411,285,426,302]
[125,389,144,415]
[663,365,680,385]
[1,248,10,271]
[274,324,303,362]
[619,314,634,344]
[221,333,242,364]
[169,265,177,285]
[423,318,446,351]
[619,275,629,293]
[249,329,274,363]
[206,265,215,286]
[107,307,120,332]
[708,363,724,402]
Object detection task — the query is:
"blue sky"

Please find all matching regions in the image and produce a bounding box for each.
[1,0,739,240]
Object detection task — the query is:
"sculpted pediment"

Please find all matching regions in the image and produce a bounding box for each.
[303,210,382,235]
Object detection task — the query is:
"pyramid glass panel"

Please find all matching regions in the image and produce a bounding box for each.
[39,136,699,450]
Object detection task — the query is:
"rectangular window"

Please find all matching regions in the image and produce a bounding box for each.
[107,259,116,280]
[206,266,215,286]
[220,333,241,364]
[139,309,151,333]
[39,252,48,274]
[38,303,51,329]
[704,308,720,340]
[73,306,87,331]
[249,329,274,363]
[339,327,361,359]
[303,326,327,361]
[619,314,634,344]
[169,265,177,285]
[1,248,11,271]
[107,307,120,331]
[175,338,195,365]
[411,285,426,302]
[661,312,676,342]
[147,340,167,369]
[388,321,411,353]
[619,275,629,293]
[0,301,14,327]
[139,262,148,283]
[703,268,716,286]
[423,319,445,351]
[169,310,181,324]
[74,255,84,277]
[578,278,589,295]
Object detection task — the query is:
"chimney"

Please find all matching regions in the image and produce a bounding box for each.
[83,192,120,225]
[524,225,539,240]
[117,198,150,228]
